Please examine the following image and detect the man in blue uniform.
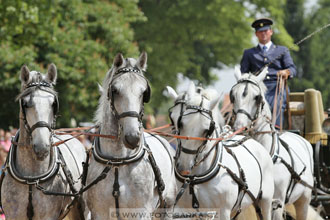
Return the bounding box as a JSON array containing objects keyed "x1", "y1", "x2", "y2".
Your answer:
[{"x1": 240, "y1": 18, "x2": 297, "y2": 127}]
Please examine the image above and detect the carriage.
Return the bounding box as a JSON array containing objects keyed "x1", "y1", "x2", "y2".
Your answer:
[{"x1": 285, "y1": 89, "x2": 330, "y2": 217}]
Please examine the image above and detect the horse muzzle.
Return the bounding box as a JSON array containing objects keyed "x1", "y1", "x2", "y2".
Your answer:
[
  {"x1": 123, "y1": 131, "x2": 141, "y2": 149},
  {"x1": 33, "y1": 144, "x2": 50, "y2": 160}
]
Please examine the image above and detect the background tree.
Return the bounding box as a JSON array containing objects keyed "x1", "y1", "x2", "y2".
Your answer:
[
  {"x1": 285, "y1": 0, "x2": 330, "y2": 108},
  {"x1": 1, "y1": 0, "x2": 322, "y2": 130},
  {"x1": 0, "y1": 0, "x2": 145, "y2": 128},
  {"x1": 134, "y1": 0, "x2": 296, "y2": 114}
]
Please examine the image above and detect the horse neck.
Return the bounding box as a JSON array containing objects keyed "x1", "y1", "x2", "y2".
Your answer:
[
  {"x1": 252, "y1": 109, "x2": 274, "y2": 154},
  {"x1": 16, "y1": 114, "x2": 53, "y2": 176},
  {"x1": 99, "y1": 109, "x2": 130, "y2": 158}
]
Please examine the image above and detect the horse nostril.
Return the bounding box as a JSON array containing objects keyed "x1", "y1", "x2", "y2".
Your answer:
[
  {"x1": 33, "y1": 144, "x2": 50, "y2": 160},
  {"x1": 124, "y1": 132, "x2": 140, "y2": 149}
]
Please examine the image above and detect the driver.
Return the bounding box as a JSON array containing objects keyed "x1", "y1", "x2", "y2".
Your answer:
[{"x1": 240, "y1": 18, "x2": 297, "y2": 128}]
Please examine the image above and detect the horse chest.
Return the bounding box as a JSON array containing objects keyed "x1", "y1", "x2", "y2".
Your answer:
[
  {"x1": 87, "y1": 161, "x2": 155, "y2": 209},
  {"x1": 2, "y1": 175, "x2": 69, "y2": 220},
  {"x1": 176, "y1": 172, "x2": 239, "y2": 209}
]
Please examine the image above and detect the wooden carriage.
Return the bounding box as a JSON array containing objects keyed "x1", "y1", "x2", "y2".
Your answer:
[{"x1": 286, "y1": 89, "x2": 330, "y2": 217}]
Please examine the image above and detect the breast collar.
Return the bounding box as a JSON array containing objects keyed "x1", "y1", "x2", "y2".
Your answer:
[
  {"x1": 175, "y1": 140, "x2": 223, "y2": 185},
  {"x1": 5, "y1": 130, "x2": 61, "y2": 185},
  {"x1": 92, "y1": 131, "x2": 146, "y2": 166}
]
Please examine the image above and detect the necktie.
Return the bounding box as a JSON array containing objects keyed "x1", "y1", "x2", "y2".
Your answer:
[{"x1": 263, "y1": 45, "x2": 267, "y2": 53}]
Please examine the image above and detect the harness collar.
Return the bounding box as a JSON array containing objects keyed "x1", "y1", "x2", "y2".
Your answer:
[
  {"x1": 6, "y1": 131, "x2": 61, "y2": 184},
  {"x1": 175, "y1": 140, "x2": 223, "y2": 185},
  {"x1": 92, "y1": 132, "x2": 146, "y2": 166}
]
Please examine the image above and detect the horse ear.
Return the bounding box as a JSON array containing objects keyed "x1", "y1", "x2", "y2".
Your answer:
[
  {"x1": 98, "y1": 83, "x2": 104, "y2": 95},
  {"x1": 256, "y1": 67, "x2": 268, "y2": 82},
  {"x1": 234, "y1": 66, "x2": 242, "y2": 81},
  {"x1": 138, "y1": 51, "x2": 147, "y2": 71},
  {"x1": 165, "y1": 86, "x2": 178, "y2": 100},
  {"x1": 46, "y1": 63, "x2": 57, "y2": 84},
  {"x1": 20, "y1": 65, "x2": 30, "y2": 84},
  {"x1": 210, "y1": 94, "x2": 220, "y2": 110},
  {"x1": 187, "y1": 81, "x2": 196, "y2": 98},
  {"x1": 113, "y1": 53, "x2": 124, "y2": 68}
]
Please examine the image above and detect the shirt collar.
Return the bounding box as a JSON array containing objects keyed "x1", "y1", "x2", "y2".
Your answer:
[{"x1": 259, "y1": 41, "x2": 273, "y2": 51}]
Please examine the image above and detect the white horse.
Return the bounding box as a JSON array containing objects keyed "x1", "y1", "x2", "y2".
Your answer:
[
  {"x1": 166, "y1": 85, "x2": 225, "y2": 129},
  {"x1": 230, "y1": 67, "x2": 314, "y2": 220},
  {"x1": 1, "y1": 64, "x2": 87, "y2": 220},
  {"x1": 167, "y1": 82, "x2": 274, "y2": 220},
  {"x1": 86, "y1": 52, "x2": 176, "y2": 219}
]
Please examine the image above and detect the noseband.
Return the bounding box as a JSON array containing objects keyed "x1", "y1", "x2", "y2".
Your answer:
[
  {"x1": 19, "y1": 79, "x2": 59, "y2": 138},
  {"x1": 230, "y1": 78, "x2": 264, "y2": 122},
  {"x1": 107, "y1": 67, "x2": 150, "y2": 123}
]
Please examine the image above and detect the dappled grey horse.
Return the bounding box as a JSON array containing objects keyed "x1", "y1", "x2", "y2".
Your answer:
[
  {"x1": 230, "y1": 67, "x2": 314, "y2": 220},
  {"x1": 0, "y1": 64, "x2": 87, "y2": 220},
  {"x1": 167, "y1": 82, "x2": 274, "y2": 220},
  {"x1": 86, "y1": 52, "x2": 176, "y2": 219}
]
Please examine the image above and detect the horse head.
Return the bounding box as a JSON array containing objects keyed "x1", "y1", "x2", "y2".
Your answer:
[
  {"x1": 230, "y1": 66, "x2": 270, "y2": 130},
  {"x1": 101, "y1": 52, "x2": 150, "y2": 149},
  {"x1": 168, "y1": 82, "x2": 219, "y2": 171},
  {"x1": 18, "y1": 64, "x2": 58, "y2": 160}
]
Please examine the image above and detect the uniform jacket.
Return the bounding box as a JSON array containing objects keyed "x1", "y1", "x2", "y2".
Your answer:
[
  {"x1": 240, "y1": 43, "x2": 296, "y2": 81},
  {"x1": 240, "y1": 43, "x2": 297, "y2": 126}
]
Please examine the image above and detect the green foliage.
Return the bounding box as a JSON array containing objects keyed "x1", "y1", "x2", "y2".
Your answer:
[
  {"x1": 288, "y1": 0, "x2": 330, "y2": 108},
  {"x1": 0, "y1": 0, "x2": 145, "y2": 128},
  {"x1": 134, "y1": 0, "x2": 295, "y2": 112},
  {"x1": 0, "y1": 0, "x2": 310, "y2": 129}
]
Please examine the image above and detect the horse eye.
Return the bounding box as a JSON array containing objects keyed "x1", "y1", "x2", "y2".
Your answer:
[
  {"x1": 112, "y1": 88, "x2": 119, "y2": 94},
  {"x1": 254, "y1": 95, "x2": 261, "y2": 103},
  {"x1": 23, "y1": 100, "x2": 34, "y2": 108}
]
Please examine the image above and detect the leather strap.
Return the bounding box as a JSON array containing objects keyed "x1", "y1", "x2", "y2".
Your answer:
[{"x1": 285, "y1": 80, "x2": 292, "y2": 129}]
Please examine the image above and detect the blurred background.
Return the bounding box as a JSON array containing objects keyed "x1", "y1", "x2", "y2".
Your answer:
[{"x1": 0, "y1": 0, "x2": 329, "y2": 131}]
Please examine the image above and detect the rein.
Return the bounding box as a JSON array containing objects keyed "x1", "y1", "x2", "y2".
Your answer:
[{"x1": 53, "y1": 125, "x2": 247, "y2": 145}]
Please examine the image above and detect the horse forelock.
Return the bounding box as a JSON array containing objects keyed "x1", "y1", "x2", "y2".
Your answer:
[
  {"x1": 17, "y1": 71, "x2": 57, "y2": 101},
  {"x1": 21, "y1": 71, "x2": 45, "y2": 89}
]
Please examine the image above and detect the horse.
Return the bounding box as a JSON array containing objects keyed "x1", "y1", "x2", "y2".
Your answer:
[
  {"x1": 85, "y1": 52, "x2": 176, "y2": 219},
  {"x1": 166, "y1": 82, "x2": 275, "y2": 220},
  {"x1": 165, "y1": 85, "x2": 225, "y2": 129},
  {"x1": 0, "y1": 64, "x2": 87, "y2": 220},
  {"x1": 230, "y1": 67, "x2": 314, "y2": 220}
]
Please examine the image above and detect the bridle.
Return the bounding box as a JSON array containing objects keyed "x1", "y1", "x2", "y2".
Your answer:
[
  {"x1": 18, "y1": 76, "x2": 59, "y2": 139},
  {"x1": 107, "y1": 67, "x2": 150, "y2": 124},
  {"x1": 169, "y1": 95, "x2": 216, "y2": 159},
  {"x1": 230, "y1": 77, "x2": 265, "y2": 123}
]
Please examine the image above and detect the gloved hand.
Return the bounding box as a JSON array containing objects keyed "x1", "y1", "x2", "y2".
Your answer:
[{"x1": 277, "y1": 69, "x2": 290, "y2": 79}]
